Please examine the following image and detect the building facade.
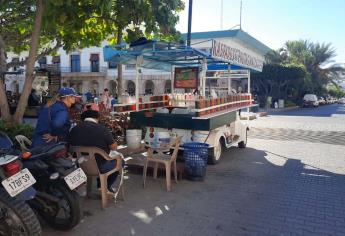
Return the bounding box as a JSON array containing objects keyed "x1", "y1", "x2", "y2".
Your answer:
[
  {"x1": 182, "y1": 29, "x2": 271, "y2": 93},
  {"x1": 5, "y1": 29, "x2": 270, "y2": 97}
]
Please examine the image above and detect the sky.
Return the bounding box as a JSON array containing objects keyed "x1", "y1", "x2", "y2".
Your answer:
[{"x1": 176, "y1": 0, "x2": 345, "y2": 64}]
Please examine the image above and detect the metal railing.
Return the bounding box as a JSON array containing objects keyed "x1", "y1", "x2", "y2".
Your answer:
[{"x1": 60, "y1": 66, "x2": 107, "y2": 73}]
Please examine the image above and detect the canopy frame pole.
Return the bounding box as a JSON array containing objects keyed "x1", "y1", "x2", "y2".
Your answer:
[
  {"x1": 171, "y1": 65, "x2": 175, "y2": 103},
  {"x1": 248, "y1": 69, "x2": 251, "y2": 94},
  {"x1": 201, "y1": 57, "x2": 207, "y2": 96},
  {"x1": 227, "y1": 63, "x2": 231, "y2": 94},
  {"x1": 247, "y1": 69, "x2": 251, "y2": 122},
  {"x1": 135, "y1": 56, "x2": 143, "y2": 111}
]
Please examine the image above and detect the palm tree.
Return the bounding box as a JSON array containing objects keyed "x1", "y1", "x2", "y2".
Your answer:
[{"x1": 281, "y1": 40, "x2": 344, "y2": 92}]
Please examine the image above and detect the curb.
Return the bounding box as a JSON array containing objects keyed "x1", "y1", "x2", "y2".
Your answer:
[{"x1": 258, "y1": 106, "x2": 300, "y2": 114}]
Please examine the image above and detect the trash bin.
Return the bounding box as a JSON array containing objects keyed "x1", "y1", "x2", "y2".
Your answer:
[
  {"x1": 183, "y1": 142, "x2": 209, "y2": 181},
  {"x1": 278, "y1": 99, "x2": 285, "y2": 108},
  {"x1": 266, "y1": 96, "x2": 272, "y2": 109}
]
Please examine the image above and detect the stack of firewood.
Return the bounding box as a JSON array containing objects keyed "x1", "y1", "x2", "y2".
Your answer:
[
  {"x1": 99, "y1": 110, "x2": 129, "y2": 145},
  {"x1": 69, "y1": 104, "x2": 130, "y2": 145}
]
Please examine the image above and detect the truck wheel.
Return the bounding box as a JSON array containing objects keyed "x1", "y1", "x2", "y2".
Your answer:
[
  {"x1": 238, "y1": 130, "x2": 247, "y2": 148},
  {"x1": 209, "y1": 140, "x2": 223, "y2": 165}
]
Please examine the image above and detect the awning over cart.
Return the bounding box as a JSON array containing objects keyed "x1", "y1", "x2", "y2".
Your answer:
[{"x1": 103, "y1": 39, "x2": 263, "y2": 72}]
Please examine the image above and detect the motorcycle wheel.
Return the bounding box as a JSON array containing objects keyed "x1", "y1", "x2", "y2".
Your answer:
[
  {"x1": 38, "y1": 181, "x2": 81, "y2": 231},
  {"x1": 0, "y1": 189, "x2": 41, "y2": 236}
]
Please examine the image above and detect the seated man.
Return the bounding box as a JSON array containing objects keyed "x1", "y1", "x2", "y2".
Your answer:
[
  {"x1": 28, "y1": 88, "x2": 40, "y2": 106},
  {"x1": 68, "y1": 109, "x2": 122, "y2": 193}
]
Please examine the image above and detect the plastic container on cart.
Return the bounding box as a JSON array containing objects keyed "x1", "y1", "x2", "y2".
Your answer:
[
  {"x1": 171, "y1": 108, "x2": 190, "y2": 114},
  {"x1": 156, "y1": 107, "x2": 169, "y2": 114},
  {"x1": 183, "y1": 142, "x2": 209, "y2": 181},
  {"x1": 126, "y1": 129, "x2": 142, "y2": 149},
  {"x1": 147, "y1": 131, "x2": 171, "y2": 149}
]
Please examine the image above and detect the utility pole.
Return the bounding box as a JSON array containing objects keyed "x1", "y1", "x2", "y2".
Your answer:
[
  {"x1": 187, "y1": 0, "x2": 193, "y2": 46},
  {"x1": 240, "y1": 0, "x2": 242, "y2": 30},
  {"x1": 220, "y1": 0, "x2": 223, "y2": 30}
]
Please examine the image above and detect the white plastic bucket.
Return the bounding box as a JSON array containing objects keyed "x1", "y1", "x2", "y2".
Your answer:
[{"x1": 126, "y1": 129, "x2": 142, "y2": 149}]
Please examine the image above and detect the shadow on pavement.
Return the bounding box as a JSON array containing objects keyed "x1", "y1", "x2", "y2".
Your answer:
[
  {"x1": 268, "y1": 104, "x2": 345, "y2": 117},
  {"x1": 42, "y1": 146, "x2": 345, "y2": 236}
]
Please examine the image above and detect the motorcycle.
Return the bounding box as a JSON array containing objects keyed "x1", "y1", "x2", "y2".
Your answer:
[
  {"x1": 20, "y1": 141, "x2": 87, "y2": 231},
  {"x1": 0, "y1": 132, "x2": 41, "y2": 236}
]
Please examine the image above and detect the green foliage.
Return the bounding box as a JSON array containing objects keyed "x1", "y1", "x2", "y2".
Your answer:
[
  {"x1": 0, "y1": 120, "x2": 34, "y2": 141},
  {"x1": 328, "y1": 85, "x2": 345, "y2": 98},
  {"x1": 1, "y1": 0, "x2": 185, "y2": 66},
  {"x1": 256, "y1": 39, "x2": 345, "y2": 106},
  {"x1": 252, "y1": 63, "x2": 307, "y2": 106},
  {"x1": 0, "y1": 0, "x2": 184, "y2": 122},
  {"x1": 1, "y1": 1, "x2": 118, "y2": 56},
  {"x1": 284, "y1": 100, "x2": 297, "y2": 107},
  {"x1": 107, "y1": 0, "x2": 185, "y2": 44},
  {"x1": 280, "y1": 40, "x2": 344, "y2": 92}
]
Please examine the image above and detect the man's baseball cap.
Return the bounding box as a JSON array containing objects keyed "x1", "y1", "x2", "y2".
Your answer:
[{"x1": 58, "y1": 87, "x2": 80, "y2": 97}]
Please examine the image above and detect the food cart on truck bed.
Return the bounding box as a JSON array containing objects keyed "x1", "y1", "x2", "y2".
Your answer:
[{"x1": 103, "y1": 39, "x2": 262, "y2": 164}]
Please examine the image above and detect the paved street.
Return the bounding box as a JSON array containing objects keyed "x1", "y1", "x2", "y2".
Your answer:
[{"x1": 43, "y1": 104, "x2": 345, "y2": 236}]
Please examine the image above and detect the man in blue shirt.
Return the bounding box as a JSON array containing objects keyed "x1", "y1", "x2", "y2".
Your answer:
[
  {"x1": 32, "y1": 87, "x2": 79, "y2": 147},
  {"x1": 84, "y1": 90, "x2": 93, "y2": 102}
]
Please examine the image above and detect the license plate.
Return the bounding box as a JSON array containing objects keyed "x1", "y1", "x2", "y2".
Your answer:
[
  {"x1": 1, "y1": 168, "x2": 36, "y2": 197},
  {"x1": 64, "y1": 168, "x2": 87, "y2": 190}
]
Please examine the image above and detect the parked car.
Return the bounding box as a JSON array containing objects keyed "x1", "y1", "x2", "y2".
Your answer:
[
  {"x1": 303, "y1": 94, "x2": 319, "y2": 107},
  {"x1": 338, "y1": 98, "x2": 345, "y2": 104},
  {"x1": 318, "y1": 97, "x2": 326, "y2": 105},
  {"x1": 325, "y1": 97, "x2": 332, "y2": 104}
]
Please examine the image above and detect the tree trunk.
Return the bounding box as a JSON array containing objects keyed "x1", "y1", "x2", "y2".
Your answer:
[
  {"x1": 0, "y1": 35, "x2": 12, "y2": 121},
  {"x1": 117, "y1": 29, "x2": 123, "y2": 96},
  {"x1": 284, "y1": 85, "x2": 289, "y2": 100},
  {"x1": 13, "y1": 0, "x2": 44, "y2": 123}
]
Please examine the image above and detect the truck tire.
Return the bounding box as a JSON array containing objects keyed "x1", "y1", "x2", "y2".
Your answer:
[
  {"x1": 209, "y1": 139, "x2": 223, "y2": 165},
  {"x1": 238, "y1": 130, "x2": 247, "y2": 148},
  {"x1": 0, "y1": 188, "x2": 41, "y2": 236}
]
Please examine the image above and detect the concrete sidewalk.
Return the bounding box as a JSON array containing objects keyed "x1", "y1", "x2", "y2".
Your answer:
[
  {"x1": 258, "y1": 106, "x2": 300, "y2": 114},
  {"x1": 43, "y1": 135, "x2": 345, "y2": 236}
]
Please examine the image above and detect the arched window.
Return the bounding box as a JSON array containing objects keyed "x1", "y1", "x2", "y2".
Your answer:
[
  {"x1": 108, "y1": 80, "x2": 117, "y2": 96},
  {"x1": 145, "y1": 80, "x2": 154, "y2": 95},
  {"x1": 164, "y1": 80, "x2": 171, "y2": 93},
  {"x1": 127, "y1": 80, "x2": 135, "y2": 95},
  {"x1": 91, "y1": 80, "x2": 99, "y2": 95}
]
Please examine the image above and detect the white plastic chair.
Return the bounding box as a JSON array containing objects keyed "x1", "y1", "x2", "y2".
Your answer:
[
  {"x1": 143, "y1": 137, "x2": 182, "y2": 191},
  {"x1": 15, "y1": 135, "x2": 32, "y2": 152}
]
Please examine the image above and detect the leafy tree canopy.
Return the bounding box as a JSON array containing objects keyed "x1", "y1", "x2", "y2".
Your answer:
[
  {"x1": 105, "y1": 0, "x2": 185, "y2": 45},
  {"x1": 1, "y1": 1, "x2": 115, "y2": 60},
  {"x1": 0, "y1": 0, "x2": 184, "y2": 123},
  {"x1": 1, "y1": 0, "x2": 185, "y2": 65},
  {"x1": 261, "y1": 40, "x2": 345, "y2": 103}
]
